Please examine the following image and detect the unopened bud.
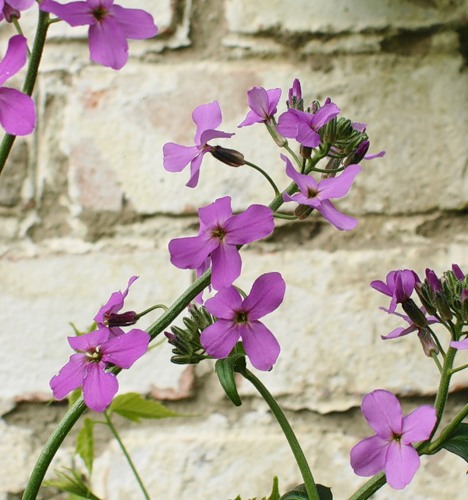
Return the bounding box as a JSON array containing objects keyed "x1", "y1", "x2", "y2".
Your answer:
[
  {"x1": 106, "y1": 310, "x2": 138, "y2": 327},
  {"x1": 417, "y1": 327, "x2": 439, "y2": 357},
  {"x1": 435, "y1": 292, "x2": 453, "y2": 321},
  {"x1": 300, "y1": 146, "x2": 312, "y2": 159},
  {"x1": 3, "y1": 5, "x2": 20, "y2": 23},
  {"x1": 294, "y1": 204, "x2": 314, "y2": 220},
  {"x1": 402, "y1": 299, "x2": 428, "y2": 328},
  {"x1": 415, "y1": 283, "x2": 437, "y2": 315},
  {"x1": 321, "y1": 118, "x2": 337, "y2": 144},
  {"x1": 211, "y1": 146, "x2": 245, "y2": 167},
  {"x1": 345, "y1": 140, "x2": 369, "y2": 166}
]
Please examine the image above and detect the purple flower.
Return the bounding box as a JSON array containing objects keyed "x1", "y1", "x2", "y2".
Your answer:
[
  {"x1": 287, "y1": 78, "x2": 302, "y2": 109},
  {"x1": 50, "y1": 327, "x2": 150, "y2": 412},
  {"x1": 425, "y1": 268, "x2": 442, "y2": 293},
  {"x1": 281, "y1": 155, "x2": 361, "y2": 230},
  {"x1": 371, "y1": 269, "x2": 420, "y2": 314},
  {"x1": 277, "y1": 101, "x2": 340, "y2": 148},
  {"x1": 169, "y1": 196, "x2": 274, "y2": 290},
  {"x1": 163, "y1": 101, "x2": 234, "y2": 188},
  {"x1": 451, "y1": 338, "x2": 468, "y2": 349},
  {"x1": 0, "y1": 0, "x2": 34, "y2": 22},
  {"x1": 201, "y1": 272, "x2": 285, "y2": 371},
  {"x1": 94, "y1": 276, "x2": 138, "y2": 335},
  {"x1": 0, "y1": 35, "x2": 36, "y2": 135},
  {"x1": 350, "y1": 389, "x2": 436, "y2": 489},
  {"x1": 238, "y1": 86, "x2": 281, "y2": 127},
  {"x1": 40, "y1": 0, "x2": 158, "y2": 70},
  {"x1": 452, "y1": 263, "x2": 465, "y2": 281}
]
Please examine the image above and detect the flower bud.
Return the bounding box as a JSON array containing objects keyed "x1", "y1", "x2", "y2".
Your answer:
[
  {"x1": 402, "y1": 299, "x2": 428, "y2": 328},
  {"x1": 106, "y1": 310, "x2": 138, "y2": 327},
  {"x1": 294, "y1": 204, "x2": 314, "y2": 220},
  {"x1": 3, "y1": 5, "x2": 21, "y2": 23},
  {"x1": 345, "y1": 140, "x2": 369, "y2": 165},
  {"x1": 211, "y1": 146, "x2": 245, "y2": 167},
  {"x1": 321, "y1": 117, "x2": 337, "y2": 144},
  {"x1": 417, "y1": 327, "x2": 439, "y2": 357},
  {"x1": 435, "y1": 292, "x2": 453, "y2": 321},
  {"x1": 287, "y1": 78, "x2": 303, "y2": 110},
  {"x1": 415, "y1": 282, "x2": 437, "y2": 315},
  {"x1": 300, "y1": 145, "x2": 312, "y2": 159},
  {"x1": 266, "y1": 122, "x2": 288, "y2": 147}
]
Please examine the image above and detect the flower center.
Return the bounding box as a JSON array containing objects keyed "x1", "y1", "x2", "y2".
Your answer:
[
  {"x1": 212, "y1": 225, "x2": 226, "y2": 241},
  {"x1": 92, "y1": 6, "x2": 108, "y2": 21},
  {"x1": 306, "y1": 187, "x2": 318, "y2": 198},
  {"x1": 234, "y1": 310, "x2": 249, "y2": 324},
  {"x1": 85, "y1": 345, "x2": 103, "y2": 363}
]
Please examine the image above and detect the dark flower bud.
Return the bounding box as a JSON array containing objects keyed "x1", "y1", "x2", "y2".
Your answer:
[
  {"x1": 300, "y1": 145, "x2": 312, "y2": 159},
  {"x1": 211, "y1": 146, "x2": 245, "y2": 167},
  {"x1": 294, "y1": 204, "x2": 314, "y2": 220},
  {"x1": 415, "y1": 282, "x2": 437, "y2": 315},
  {"x1": 287, "y1": 78, "x2": 304, "y2": 111},
  {"x1": 106, "y1": 310, "x2": 138, "y2": 327},
  {"x1": 3, "y1": 5, "x2": 21, "y2": 23},
  {"x1": 310, "y1": 100, "x2": 320, "y2": 113},
  {"x1": 417, "y1": 327, "x2": 439, "y2": 357},
  {"x1": 345, "y1": 140, "x2": 369, "y2": 165},
  {"x1": 402, "y1": 299, "x2": 428, "y2": 329},
  {"x1": 426, "y1": 269, "x2": 442, "y2": 293},
  {"x1": 452, "y1": 264, "x2": 465, "y2": 281}
]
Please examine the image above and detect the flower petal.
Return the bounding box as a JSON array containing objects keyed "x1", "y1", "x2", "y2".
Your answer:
[
  {"x1": 163, "y1": 143, "x2": 199, "y2": 173},
  {"x1": 50, "y1": 354, "x2": 87, "y2": 400},
  {"x1": 241, "y1": 321, "x2": 280, "y2": 371},
  {"x1": 211, "y1": 242, "x2": 242, "y2": 290},
  {"x1": 101, "y1": 329, "x2": 150, "y2": 368},
  {"x1": 242, "y1": 272, "x2": 285, "y2": 321},
  {"x1": 316, "y1": 199, "x2": 358, "y2": 231},
  {"x1": 385, "y1": 441, "x2": 420, "y2": 490},
  {"x1": 310, "y1": 102, "x2": 340, "y2": 129},
  {"x1": 94, "y1": 275, "x2": 138, "y2": 324},
  {"x1": 318, "y1": 165, "x2": 361, "y2": 200},
  {"x1": 401, "y1": 405, "x2": 436, "y2": 444},
  {"x1": 296, "y1": 122, "x2": 321, "y2": 148},
  {"x1": 169, "y1": 233, "x2": 218, "y2": 270},
  {"x1": 282, "y1": 154, "x2": 318, "y2": 194},
  {"x1": 0, "y1": 35, "x2": 27, "y2": 87},
  {"x1": 198, "y1": 196, "x2": 232, "y2": 228},
  {"x1": 68, "y1": 328, "x2": 110, "y2": 351},
  {"x1": 9, "y1": 0, "x2": 35, "y2": 9},
  {"x1": 200, "y1": 320, "x2": 241, "y2": 358},
  {"x1": 0, "y1": 87, "x2": 36, "y2": 135},
  {"x1": 40, "y1": 0, "x2": 95, "y2": 27},
  {"x1": 361, "y1": 389, "x2": 403, "y2": 438},
  {"x1": 224, "y1": 204, "x2": 274, "y2": 245},
  {"x1": 88, "y1": 18, "x2": 128, "y2": 70},
  {"x1": 350, "y1": 434, "x2": 388, "y2": 477},
  {"x1": 82, "y1": 362, "x2": 118, "y2": 412},
  {"x1": 276, "y1": 109, "x2": 301, "y2": 138},
  {"x1": 204, "y1": 286, "x2": 242, "y2": 319},
  {"x1": 451, "y1": 338, "x2": 468, "y2": 350},
  {"x1": 193, "y1": 101, "x2": 222, "y2": 144},
  {"x1": 381, "y1": 325, "x2": 415, "y2": 340},
  {"x1": 186, "y1": 150, "x2": 204, "y2": 188},
  {"x1": 111, "y1": 4, "x2": 158, "y2": 39},
  {"x1": 238, "y1": 109, "x2": 263, "y2": 128}
]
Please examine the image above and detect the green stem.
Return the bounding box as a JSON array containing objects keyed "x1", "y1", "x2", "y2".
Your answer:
[
  {"x1": 274, "y1": 212, "x2": 297, "y2": 220},
  {"x1": 450, "y1": 362, "x2": 468, "y2": 374},
  {"x1": 422, "y1": 404, "x2": 468, "y2": 454},
  {"x1": 348, "y1": 474, "x2": 386, "y2": 500},
  {"x1": 245, "y1": 160, "x2": 280, "y2": 196},
  {"x1": 283, "y1": 144, "x2": 302, "y2": 167},
  {"x1": 104, "y1": 412, "x2": 150, "y2": 500},
  {"x1": 431, "y1": 352, "x2": 443, "y2": 374},
  {"x1": 0, "y1": 10, "x2": 50, "y2": 178},
  {"x1": 23, "y1": 398, "x2": 87, "y2": 500},
  {"x1": 432, "y1": 346, "x2": 458, "y2": 433},
  {"x1": 136, "y1": 303, "x2": 168, "y2": 319},
  {"x1": 240, "y1": 368, "x2": 320, "y2": 500}
]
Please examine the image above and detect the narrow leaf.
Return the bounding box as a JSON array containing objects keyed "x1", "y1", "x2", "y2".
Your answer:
[
  {"x1": 215, "y1": 355, "x2": 245, "y2": 407},
  {"x1": 281, "y1": 483, "x2": 332, "y2": 500},
  {"x1": 442, "y1": 422, "x2": 468, "y2": 463},
  {"x1": 109, "y1": 392, "x2": 179, "y2": 422},
  {"x1": 44, "y1": 468, "x2": 101, "y2": 500},
  {"x1": 76, "y1": 418, "x2": 94, "y2": 473},
  {"x1": 267, "y1": 476, "x2": 281, "y2": 500}
]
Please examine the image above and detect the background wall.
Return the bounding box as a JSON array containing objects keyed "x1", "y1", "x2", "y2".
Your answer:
[{"x1": 0, "y1": 0, "x2": 467, "y2": 498}]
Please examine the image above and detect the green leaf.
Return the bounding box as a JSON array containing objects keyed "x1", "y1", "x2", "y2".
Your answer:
[
  {"x1": 215, "y1": 354, "x2": 246, "y2": 407},
  {"x1": 44, "y1": 468, "x2": 101, "y2": 500},
  {"x1": 267, "y1": 477, "x2": 281, "y2": 500},
  {"x1": 76, "y1": 418, "x2": 94, "y2": 474},
  {"x1": 109, "y1": 392, "x2": 180, "y2": 422},
  {"x1": 442, "y1": 422, "x2": 468, "y2": 463},
  {"x1": 281, "y1": 483, "x2": 332, "y2": 500}
]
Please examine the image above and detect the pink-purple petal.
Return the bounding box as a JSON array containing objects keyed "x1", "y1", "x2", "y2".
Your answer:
[
  {"x1": 111, "y1": 4, "x2": 158, "y2": 39},
  {"x1": 186, "y1": 151, "x2": 204, "y2": 188},
  {"x1": 296, "y1": 122, "x2": 321, "y2": 148},
  {"x1": 0, "y1": 87, "x2": 35, "y2": 136},
  {"x1": 317, "y1": 165, "x2": 361, "y2": 200},
  {"x1": 310, "y1": 102, "x2": 340, "y2": 129},
  {"x1": 350, "y1": 434, "x2": 388, "y2": 477},
  {"x1": 94, "y1": 275, "x2": 138, "y2": 324},
  {"x1": 381, "y1": 325, "x2": 415, "y2": 340},
  {"x1": 199, "y1": 128, "x2": 234, "y2": 145},
  {"x1": 204, "y1": 286, "x2": 241, "y2": 320},
  {"x1": 361, "y1": 390, "x2": 403, "y2": 438},
  {"x1": 82, "y1": 362, "x2": 119, "y2": 412},
  {"x1": 193, "y1": 101, "x2": 223, "y2": 144},
  {"x1": 385, "y1": 442, "x2": 420, "y2": 490},
  {"x1": 276, "y1": 109, "x2": 301, "y2": 137},
  {"x1": 198, "y1": 196, "x2": 232, "y2": 228},
  {"x1": 401, "y1": 405, "x2": 436, "y2": 444},
  {"x1": 8, "y1": 0, "x2": 35, "y2": 9},
  {"x1": 88, "y1": 17, "x2": 128, "y2": 70},
  {"x1": 242, "y1": 272, "x2": 285, "y2": 321},
  {"x1": 169, "y1": 233, "x2": 218, "y2": 270},
  {"x1": 224, "y1": 204, "x2": 274, "y2": 244},
  {"x1": 50, "y1": 354, "x2": 87, "y2": 400},
  {"x1": 238, "y1": 109, "x2": 264, "y2": 127},
  {"x1": 211, "y1": 242, "x2": 242, "y2": 290},
  {"x1": 163, "y1": 143, "x2": 199, "y2": 173},
  {"x1": 317, "y1": 199, "x2": 358, "y2": 231},
  {"x1": 0, "y1": 35, "x2": 27, "y2": 86},
  {"x1": 282, "y1": 154, "x2": 318, "y2": 194},
  {"x1": 451, "y1": 338, "x2": 468, "y2": 349},
  {"x1": 101, "y1": 329, "x2": 149, "y2": 368},
  {"x1": 200, "y1": 320, "x2": 241, "y2": 359},
  {"x1": 40, "y1": 0, "x2": 95, "y2": 27},
  {"x1": 240, "y1": 321, "x2": 280, "y2": 371},
  {"x1": 68, "y1": 328, "x2": 110, "y2": 351}
]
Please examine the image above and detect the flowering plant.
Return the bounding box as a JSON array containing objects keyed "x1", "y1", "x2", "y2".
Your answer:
[{"x1": 0, "y1": 2, "x2": 466, "y2": 499}]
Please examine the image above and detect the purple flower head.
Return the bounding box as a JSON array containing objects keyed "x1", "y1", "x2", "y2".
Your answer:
[
  {"x1": 50, "y1": 327, "x2": 150, "y2": 412},
  {"x1": 163, "y1": 101, "x2": 234, "y2": 188},
  {"x1": 288, "y1": 78, "x2": 302, "y2": 109},
  {"x1": 281, "y1": 155, "x2": 361, "y2": 231},
  {"x1": 0, "y1": 35, "x2": 36, "y2": 135},
  {"x1": 238, "y1": 86, "x2": 282, "y2": 127},
  {"x1": 425, "y1": 268, "x2": 442, "y2": 293},
  {"x1": 0, "y1": 0, "x2": 34, "y2": 22},
  {"x1": 40, "y1": 0, "x2": 158, "y2": 70},
  {"x1": 452, "y1": 263, "x2": 465, "y2": 281},
  {"x1": 201, "y1": 272, "x2": 285, "y2": 371},
  {"x1": 94, "y1": 276, "x2": 138, "y2": 335},
  {"x1": 169, "y1": 196, "x2": 274, "y2": 290},
  {"x1": 277, "y1": 100, "x2": 340, "y2": 148},
  {"x1": 350, "y1": 389, "x2": 436, "y2": 490},
  {"x1": 371, "y1": 269, "x2": 420, "y2": 313}
]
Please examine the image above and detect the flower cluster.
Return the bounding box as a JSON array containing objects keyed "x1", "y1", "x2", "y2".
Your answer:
[{"x1": 50, "y1": 277, "x2": 149, "y2": 412}]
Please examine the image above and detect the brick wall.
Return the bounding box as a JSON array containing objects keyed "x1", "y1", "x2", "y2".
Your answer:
[{"x1": 0, "y1": 1, "x2": 467, "y2": 498}]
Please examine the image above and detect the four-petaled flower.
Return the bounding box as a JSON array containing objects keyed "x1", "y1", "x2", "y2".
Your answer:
[
  {"x1": 238, "y1": 86, "x2": 281, "y2": 127},
  {"x1": 201, "y1": 272, "x2": 285, "y2": 371},
  {"x1": 0, "y1": 0, "x2": 34, "y2": 22},
  {"x1": 94, "y1": 276, "x2": 138, "y2": 336},
  {"x1": 163, "y1": 101, "x2": 234, "y2": 188},
  {"x1": 281, "y1": 155, "x2": 361, "y2": 231},
  {"x1": 169, "y1": 196, "x2": 274, "y2": 290},
  {"x1": 50, "y1": 327, "x2": 150, "y2": 412},
  {"x1": 277, "y1": 100, "x2": 340, "y2": 148},
  {"x1": 350, "y1": 389, "x2": 436, "y2": 490},
  {"x1": 0, "y1": 35, "x2": 36, "y2": 135},
  {"x1": 371, "y1": 269, "x2": 420, "y2": 313},
  {"x1": 40, "y1": 0, "x2": 158, "y2": 70}
]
